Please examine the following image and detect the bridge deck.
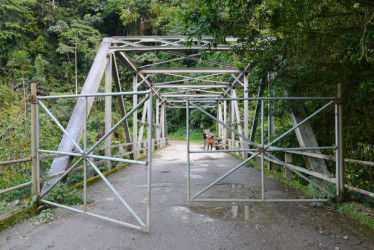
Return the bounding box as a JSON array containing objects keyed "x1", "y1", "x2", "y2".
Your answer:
[{"x1": 1, "y1": 141, "x2": 373, "y2": 249}]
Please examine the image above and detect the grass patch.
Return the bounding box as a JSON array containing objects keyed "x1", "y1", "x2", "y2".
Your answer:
[
  {"x1": 169, "y1": 127, "x2": 215, "y2": 143},
  {"x1": 338, "y1": 202, "x2": 374, "y2": 229},
  {"x1": 45, "y1": 184, "x2": 83, "y2": 205}
]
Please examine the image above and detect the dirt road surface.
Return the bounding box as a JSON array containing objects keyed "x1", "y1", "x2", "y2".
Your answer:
[{"x1": 1, "y1": 141, "x2": 373, "y2": 249}]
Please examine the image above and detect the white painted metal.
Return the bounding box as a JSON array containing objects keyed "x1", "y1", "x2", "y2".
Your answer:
[
  {"x1": 139, "y1": 68, "x2": 241, "y2": 74},
  {"x1": 105, "y1": 54, "x2": 112, "y2": 169},
  {"x1": 133, "y1": 74, "x2": 138, "y2": 158},
  {"x1": 153, "y1": 84, "x2": 230, "y2": 89},
  {"x1": 243, "y1": 73, "x2": 249, "y2": 154}
]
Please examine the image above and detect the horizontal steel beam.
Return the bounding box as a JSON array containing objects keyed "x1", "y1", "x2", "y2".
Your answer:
[
  {"x1": 166, "y1": 106, "x2": 215, "y2": 109},
  {"x1": 190, "y1": 97, "x2": 335, "y2": 102},
  {"x1": 109, "y1": 45, "x2": 233, "y2": 52},
  {"x1": 112, "y1": 36, "x2": 238, "y2": 42},
  {"x1": 138, "y1": 68, "x2": 241, "y2": 74},
  {"x1": 166, "y1": 99, "x2": 217, "y2": 103},
  {"x1": 153, "y1": 84, "x2": 230, "y2": 89},
  {"x1": 38, "y1": 90, "x2": 151, "y2": 100},
  {"x1": 161, "y1": 94, "x2": 222, "y2": 98},
  {"x1": 189, "y1": 198, "x2": 329, "y2": 202}
]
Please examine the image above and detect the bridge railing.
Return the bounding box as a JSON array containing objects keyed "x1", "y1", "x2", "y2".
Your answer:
[
  {"x1": 283, "y1": 150, "x2": 374, "y2": 198},
  {"x1": 225, "y1": 138, "x2": 374, "y2": 198},
  {"x1": 0, "y1": 138, "x2": 168, "y2": 196}
]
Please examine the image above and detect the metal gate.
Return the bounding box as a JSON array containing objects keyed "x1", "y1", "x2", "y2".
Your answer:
[
  {"x1": 34, "y1": 90, "x2": 153, "y2": 232},
  {"x1": 186, "y1": 96, "x2": 341, "y2": 202}
]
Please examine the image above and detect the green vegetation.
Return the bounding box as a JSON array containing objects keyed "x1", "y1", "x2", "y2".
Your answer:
[
  {"x1": 32, "y1": 208, "x2": 54, "y2": 226},
  {"x1": 168, "y1": 127, "x2": 217, "y2": 143},
  {"x1": 338, "y1": 202, "x2": 374, "y2": 229},
  {"x1": 45, "y1": 184, "x2": 83, "y2": 206}
]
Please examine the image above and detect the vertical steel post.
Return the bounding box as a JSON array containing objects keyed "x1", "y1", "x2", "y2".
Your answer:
[
  {"x1": 164, "y1": 103, "x2": 168, "y2": 144},
  {"x1": 84, "y1": 97, "x2": 88, "y2": 211},
  {"x1": 146, "y1": 91, "x2": 153, "y2": 232},
  {"x1": 36, "y1": 94, "x2": 40, "y2": 193},
  {"x1": 161, "y1": 103, "x2": 166, "y2": 146},
  {"x1": 337, "y1": 83, "x2": 344, "y2": 196},
  {"x1": 334, "y1": 103, "x2": 339, "y2": 196},
  {"x1": 223, "y1": 100, "x2": 227, "y2": 148},
  {"x1": 244, "y1": 73, "x2": 249, "y2": 157},
  {"x1": 218, "y1": 102, "x2": 223, "y2": 138},
  {"x1": 31, "y1": 83, "x2": 39, "y2": 196},
  {"x1": 216, "y1": 102, "x2": 219, "y2": 138},
  {"x1": 156, "y1": 98, "x2": 160, "y2": 149},
  {"x1": 261, "y1": 99, "x2": 265, "y2": 201},
  {"x1": 105, "y1": 55, "x2": 112, "y2": 169},
  {"x1": 231, "y1": 88, "x2": 235, "y2": 149},
  {"x1": 133, "y1": 73, "x2": 138, "y2": 158},
  {"x1": 186, "y1": 100, "x2": 191, "y2": 201}
]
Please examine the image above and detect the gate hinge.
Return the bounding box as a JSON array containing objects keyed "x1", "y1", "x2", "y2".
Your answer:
[
  {"x1": 333, "y1": 97, "x2": 343, "y2": 105},
  {"x1": 31, "y1": 96, "x2": 39, "y2": 104}
]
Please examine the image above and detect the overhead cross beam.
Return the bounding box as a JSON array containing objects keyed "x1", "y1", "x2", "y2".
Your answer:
[
  {"x1": 110, "y1": 36, "x2": 238, "y2": 52},
  {"x1": 153, "y1": 84, "x2": 230, "y2": 89},
  {"x1": 139, "y1": 68, "x2": 241, "y2": 74}
]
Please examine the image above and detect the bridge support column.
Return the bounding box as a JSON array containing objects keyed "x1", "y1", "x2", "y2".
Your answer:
[
  {"x1": 243, "y1": 73, "x2": 249, "y2": 157},
  {"x1": 337, "y1": 83, "x2": 344, "y2": 197},
  {"x1": 133, "y1": 73, "x2": 138, "y2": 158},
  {"x1": 105, "y1": 54, "x2": 112, "y2": 169},
  {"x1": 223, "y1": 100, "x2": 227, "y2": 149},
  {"x1": 230, "y1": 88, "x2": 235, "y2": 149},
  {"x1": 161, "y1": 102, "x2": 166, "y2": 146},
  {"x1": 156, "y1": 98, "x2": 160, "y2": 149},
  {"x1": 31, "y1": 83, "x2": 40, "y2": 195}
]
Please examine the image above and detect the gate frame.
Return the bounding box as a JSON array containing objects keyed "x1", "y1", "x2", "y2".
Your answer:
[
  {"x1": 186, "y1": 96, "x2": 341, "y2": 202},
  {"x1": 32, "y1": 89, "x2": 153, "y2": 232}
]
